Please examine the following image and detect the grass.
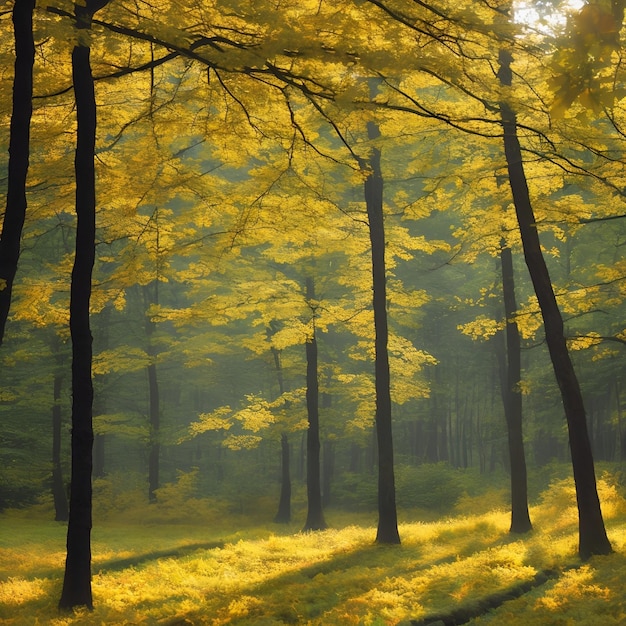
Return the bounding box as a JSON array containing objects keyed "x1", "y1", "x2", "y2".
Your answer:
[{"x1": 0, "y1": 474, "x2": 625, "y2": 625}]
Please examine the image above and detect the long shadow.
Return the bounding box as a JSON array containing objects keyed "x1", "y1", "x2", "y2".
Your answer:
[
  {"x1": 5, "y1": 522, "x2": 583, "y2": 624},
  {"x1": 93, "y1": 540, "x2": 225, "y2": 573},
  {"x1": 161, "y1": 526, "x2": 543, "y2": 625},
  {"x1": 407, "y1": 568, "x2": 559, "y2": 626},
  {"x1": 0, "y1": 540, "x2": 226, "y2": 584}
]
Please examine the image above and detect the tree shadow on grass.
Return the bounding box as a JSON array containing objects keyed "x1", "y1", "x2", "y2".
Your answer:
[
  {"x1": 93, "y1": 540, "x2": 226, "y2": 573},
  {"x1": 159, "y1": 523, "x2": 542, "y2": 625}
]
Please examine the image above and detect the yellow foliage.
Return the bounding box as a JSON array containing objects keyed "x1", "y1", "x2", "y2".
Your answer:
[
  {"x1": 92, "y1": 347, "x2": 151, "y2": 375},
  {"x1": 188, "y1": 406, "x2": 233, "y2": 437},
  {"x1": 568, "y1": 333, "x2": 602, "y2": 351},
  {"x1": 458, "y1": 316, "x2": 504, "y2": 341},
  {"x1": 223, "y1": 434, "x2": 263, "y2": 450}
]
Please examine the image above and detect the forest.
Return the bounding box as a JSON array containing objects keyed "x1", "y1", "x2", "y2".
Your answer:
[{"x1": 1, "y1": 0, "x2": 626, "y2": 623}]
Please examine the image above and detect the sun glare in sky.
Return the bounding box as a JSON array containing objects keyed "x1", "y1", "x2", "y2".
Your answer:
[{"x1": 514, "y1": 0, "x2": 585, "y2": 34}]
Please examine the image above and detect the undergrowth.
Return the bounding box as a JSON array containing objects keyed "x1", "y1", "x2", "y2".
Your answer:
[{"x1": 0, "y1": 469, "x2": 625, "y2": 625}]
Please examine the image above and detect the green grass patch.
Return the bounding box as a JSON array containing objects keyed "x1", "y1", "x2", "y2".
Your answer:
[{"x1": 1, "y1": 473, "x2": 625, "y2": 625}]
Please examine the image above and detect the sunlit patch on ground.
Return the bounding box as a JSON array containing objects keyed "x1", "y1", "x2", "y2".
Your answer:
[
  {"x1": 0, "y1": 576, "x2": 48, "y2": 606},
  {"x1": 1, "y1": 476, "x2": 625, "y2": 625}
]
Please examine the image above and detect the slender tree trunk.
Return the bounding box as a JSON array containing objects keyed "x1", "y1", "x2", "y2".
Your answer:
[
  {"x1": 59, "y1": 1, "x2": 109, "y2": 610},
  {"x1": 0, "y1": 0, "x2": 35, "y2": 345},
  {"x1": 498, "y1": 49, "x2": 611, "y2": 559},
  {"x1": 60, "y1": 24, "x2": 95, "y2": 615},
  {"x1": 303, "y1": 276, "x2": 327, "y2": 531},
  {"x1": 361, "y1": 83, "x2": 400, "y2": 543},
  {"x1": 499, "y1": 245, "x2": 532, "y2": 533},
  {"x1": 268, "y1": 333, "x2": 292, "y2": 524}
]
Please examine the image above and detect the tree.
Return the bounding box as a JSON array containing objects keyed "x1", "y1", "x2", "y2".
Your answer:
[
  {"x1": 499, "y1": 242, "x2": 532, "y2": 533},
  {"x1": 303, "y1": 275, "x2": 327, "y2": 531},
  {"x1": 497, "y1": 46, "x2": 612, "y2": 559},
  {"x1": 267, "y1": 325, "x2": 292, "y2": 524},
  {"x1": 0, "y1": 0, "x2": 35, "y2": 345},
  {"x1": 359, "y1": 79, "x2": 400, "y2": 545},
  {"x1": 59, "y1": 0, "x2": 110, "y2": 611}
]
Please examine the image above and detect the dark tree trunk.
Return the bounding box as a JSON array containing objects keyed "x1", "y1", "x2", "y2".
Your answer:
[
  {"x1": 59, "y1": 1, "x2": 108, "y2": 610},
  {"x1": 0, "y1": 0, "x2": 35, "y2": 344},
  {"x1": 498, "y1": 49, "x2": 611, "y2": 559},
  {"x1": 303, "y1": 276, "x2": 327, "y2": 531},
  {"x1": 361, "y1": 87, "x2": 400, "y2": 543},
  {"x1": 499, "y1": 245, "x2": 532, "y2": 533},
  {"x1": 274, "y1": 433, "x2": 291, "y2": 523},
  {"x1": 52, "y1": 369, "x2": 69, "y2": 522},
  {"x1": 269, "y1": 334, "x2": 292, "y2": 524}
]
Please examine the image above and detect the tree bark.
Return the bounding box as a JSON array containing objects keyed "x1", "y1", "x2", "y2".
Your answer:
[
  {"x1": 303, "y1": 276, "x2": 327, "y2": 531},
  {"x1": 59, "y1": 0, "x2": 109, "y2": 610},
  {"x1": 499, "y1": 245, "x2": 532, "y2": 533},
  {"x1": 0, "y1": 0, "x2": 35, "y2": 345},
  {"x1": 361, "y1": 89, "x2": 400, "y2": 544},
  {"x1": 498, "y1": 49, "x2": 611, "y2": 559}
]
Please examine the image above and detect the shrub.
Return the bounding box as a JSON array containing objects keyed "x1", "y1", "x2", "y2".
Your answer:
[{"x1": 395, "y1": 463, "x2": 467, "y2": 513}]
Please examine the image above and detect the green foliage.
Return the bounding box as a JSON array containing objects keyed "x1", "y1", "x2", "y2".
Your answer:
[
  {"x1": 395, "y1": 463, "x2": 470, "y2": 513},
  {"x1": 331, "y1": 472, "x2": 378, "y2": 511}
]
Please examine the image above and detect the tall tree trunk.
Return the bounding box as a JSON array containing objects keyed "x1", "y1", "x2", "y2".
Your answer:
[
  {"x1": 52, "y1": 361, "x2": 69, "y2": 522},
  {"x1": 498, "y1": 49, "x2": 611, "y2": 559},
  {"x1": 303, "y1": 276, "x2": 327, "y2": 531},
  {"x1": 268, "y1": 331, "x2": 292, "y2": 524},
  {"x1": 0, "y1": 0, "x2": 35, "y2": 345},
  {"x1": 360, "y1": 81, "x2": 400, "y2": 544},
  {"x1": 499, "y1": 244, "x2": 532, "y2": 533},
  {"x1": 59, "y1": 1, "x2": 108, "y2": 610}
]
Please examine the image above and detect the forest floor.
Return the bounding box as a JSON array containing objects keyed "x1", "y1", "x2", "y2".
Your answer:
[{"x1": 1, "y1": 475, "x2": 626, "y2": 625}]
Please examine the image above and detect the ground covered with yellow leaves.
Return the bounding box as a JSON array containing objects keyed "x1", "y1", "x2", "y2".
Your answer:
[{"x1": 1, "y1": 473, "x2": 625, "y2": 625}]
